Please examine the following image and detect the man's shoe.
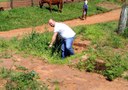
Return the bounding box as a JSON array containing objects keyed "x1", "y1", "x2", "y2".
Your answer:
[{"x1": 79, "y1": 17, "x2": 84, "y2": 20}]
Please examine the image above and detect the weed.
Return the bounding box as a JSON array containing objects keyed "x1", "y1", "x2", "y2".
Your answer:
[
  {"x1": 0, "y1": 67, "x2": 10, "y2": 78},
  {"x1": 124, "y1": 75, "x2": 128, "y2": 80},
  {"x1": 0, "y1": 52, "x2": 12, "y2": 59},
  {"x1": 15, "y1": 65, "x2": 28, "y2": 71},
  {"x1": 0, "y1": 39, "x2": 8, "y2": 49},
  {"x1": 5, "y1": 70, "x2": 48, "y2": 90},
  {"x1": 85, "y1": 55, "x2": 96, "y2": 72}
]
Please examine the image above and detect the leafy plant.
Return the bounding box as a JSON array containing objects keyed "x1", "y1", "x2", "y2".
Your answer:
[
  {"x1": 85, "y1": 55, "x2": 96, "y2": 72},
  {"x1": 103, "y1": 54, "x2": 128, "y2": 81},
  {"x1": 5, "y1": 70, "x2": 48, "y2": 90}
]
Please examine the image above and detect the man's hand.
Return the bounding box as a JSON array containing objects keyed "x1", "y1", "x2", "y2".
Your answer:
[{"x1": 49, "y1": 44, "x2": 53, "y2": 48}]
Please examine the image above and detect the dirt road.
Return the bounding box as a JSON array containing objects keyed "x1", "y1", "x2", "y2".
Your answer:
[
  {"x1": 0, "y1": 9, "x2": 121, "y2": 39},
  {"x1": 0, "y1": 53, "x2": 128, "y2": 90}
]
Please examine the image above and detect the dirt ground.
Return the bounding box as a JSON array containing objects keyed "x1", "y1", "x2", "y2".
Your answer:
[
  {"x1": 0, "y1": 8, "x2": 121, "y2": 38},
  {"x1": 0, "y1": 3, "x2": 128, "y2": 90},
  {"x1": 0, "y1": 51, "x2": 128, "y2": 90}
]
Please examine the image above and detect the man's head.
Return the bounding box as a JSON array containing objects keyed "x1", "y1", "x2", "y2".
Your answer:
[{"x1": 48, "y1": 19, "x2": 55, "y2": 27}]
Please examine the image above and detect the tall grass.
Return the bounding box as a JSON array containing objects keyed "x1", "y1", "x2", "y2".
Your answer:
[{"x1": 17, "y1": 31, "x2": 65, "y2": 64}]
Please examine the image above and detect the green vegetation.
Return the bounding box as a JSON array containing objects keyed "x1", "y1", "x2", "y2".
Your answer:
[
  {"x1": 1, "y1": 21, "x2": 128, "y2": 81},
  {"x1": 0, "y1": 68, "x2": 48, "y2": 90},
  {"x1": 0, "y1": 0, "x2": 9, "y2": 2},
  {"x1": 122, "y1": 28, "x2": 128, "y2": 38},
  {"x1": 0, "y1": 0, "x2": 112, "y2": 31},
  {"x1": 74, "y1": 21, "x2": 128, "y2": 81},
  {"x1": 16, "y1": 31, "x2": 78, "y2": 64},
  {"x1": 0, "y1": 0, "x2": 127, "y2": 83},
  {"x1": 18, "y1": 31, "x2": 63, "y2": 64}
]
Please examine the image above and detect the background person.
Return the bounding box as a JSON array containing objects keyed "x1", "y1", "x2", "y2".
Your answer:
[
  {"x1": 48, "y1": 19, "x2": 76, "y2": 58},
  {"x1": 79, "y1": 0, "x2": 88, "y2": 20}
]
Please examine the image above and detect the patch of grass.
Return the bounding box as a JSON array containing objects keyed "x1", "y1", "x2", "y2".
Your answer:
[
  {"x1": 102, "y1": 54, "x2": 127, "y2": 81},
  {"x1": 17, "y1": 30, "x2": 78, "y2": 64},
  {"x1": 1, "y1": 20, "x2": 128, "y2": 80},
  {"x1": 0, "y1": 0, "x2": 8, "y2": 2},
  {"x1": 0, "y1": 1, "x2": 109, "y2": 31},
  {"x1": 0, "y1": 67, "x2": 11, "y2": 78},
  {"x1": 0, "y1": 52, "x2": 12, "y2": 59},
  {"x1": 5, "y1": 70, "x2": 48, "y2": 90},
  {"x1": 0, "y1": 38, "x2": 18, "y2": 59},
  {"x1": 0, "y1": 39, "x2": 9, "y2": 50},
  {"x1": 74, "y1": 21, "x2": 128, "y2": 80},
  {"x1": 15, "y1": 65, "x2": 28, "y2": 71},
  {"x1": 0, "y1": 38, "x2": 18, "y2": 53},
  {"x1": 0, "y1": 68, "x2": 48, "y2": 90}
]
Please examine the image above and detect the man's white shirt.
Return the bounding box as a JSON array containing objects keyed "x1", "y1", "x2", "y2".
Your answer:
[{"x1": 54, "y1": 22, "x2": 76, "y2": 39}]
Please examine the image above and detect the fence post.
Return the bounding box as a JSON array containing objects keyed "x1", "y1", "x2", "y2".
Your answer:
[
  {"x1": 31, "y1": 0, "x2": 34, "y2": 7},
  {"x1": 10, "y1": 0, "x2": 13, "y2": 9}
]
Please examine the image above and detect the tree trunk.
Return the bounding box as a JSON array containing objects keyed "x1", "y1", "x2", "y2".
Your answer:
[{"x1": 117, "y1": 4, "x2": 128, "y2": 34}]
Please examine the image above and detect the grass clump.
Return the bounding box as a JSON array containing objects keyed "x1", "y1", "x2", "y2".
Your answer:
[
  {"x1": 5, "y1": 71, "x2": 48, "y2": 90},
  {"x1": 74, "y1": 21, "x2": 128, "y2": 80},
  {"x1": 0, "y1": 68, "x2": 48, "y2": 90},
  {"x1": 17, "y1": 31, "x2": 64, "y2": 64}
]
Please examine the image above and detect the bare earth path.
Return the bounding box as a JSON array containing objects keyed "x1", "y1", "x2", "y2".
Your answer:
[
  {"x1": 0, "y1": 8, "x2": 128, "y2": 90},
  {"x1": 0, "y1": 9, "x2": 121, "y2": 39},
  {"x1": 0, "y1": 54, "x2": 128, "y2": 90}
]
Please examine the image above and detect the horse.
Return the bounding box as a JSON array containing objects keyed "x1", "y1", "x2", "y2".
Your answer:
[{"x1": 39, "y1": 0, "x2": 63, "y2": 12}]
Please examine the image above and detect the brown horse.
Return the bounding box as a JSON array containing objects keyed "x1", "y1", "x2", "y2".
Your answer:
[{"x1": 39, "y1": 0, "x2": 63, "y2": 12}]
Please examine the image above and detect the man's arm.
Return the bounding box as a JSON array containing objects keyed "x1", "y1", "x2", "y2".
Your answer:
[{"x1": 49, "y1": 32, "x2": 58, "y2": 47}]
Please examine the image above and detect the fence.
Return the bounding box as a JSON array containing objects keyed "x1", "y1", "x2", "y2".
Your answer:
[
  {"x1": 0, "y1": 0, "x2": 82, "y2": 10},
  {"x1": 0, "y1": 0, "x2": 41, "y2": 10}
]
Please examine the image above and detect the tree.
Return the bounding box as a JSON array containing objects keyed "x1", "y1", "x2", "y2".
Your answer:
[{"x1": 117, "y1": 0, "x2": 128, "y2": 34}]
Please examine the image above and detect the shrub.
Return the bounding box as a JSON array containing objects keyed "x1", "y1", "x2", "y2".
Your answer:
[
  {"x1": 85, "y1": 55, "x2": 96, "y2": 72},
  {"x1": 5, "y1": 70, "x2": 48, "y2": 90},
  {"x1": 103, "y1": 54, "x2": 128, "y2": 81}
]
